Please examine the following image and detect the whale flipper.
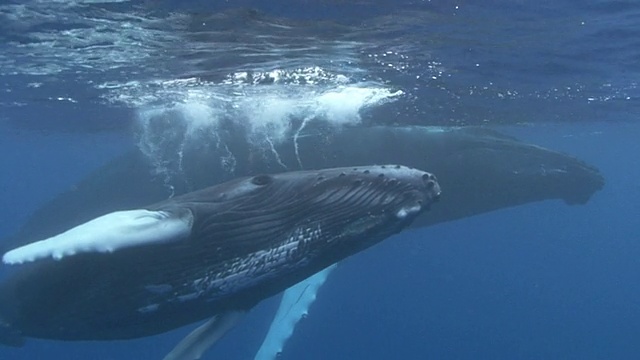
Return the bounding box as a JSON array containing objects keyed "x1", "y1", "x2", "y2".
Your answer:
[
  {"x1": 163, "y1": 311, "x2": 246, "y2": 360},
  {"x1": 255, "y1": 264, "x2": 337, "y2": 360},
  {"x1": 2, "y1": 209, "x2": 194, "y2": 265}
]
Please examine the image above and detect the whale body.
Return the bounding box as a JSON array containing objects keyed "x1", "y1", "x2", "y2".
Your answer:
[{"x1": 0, "y1": 165, "x2": 441, "y2": 358}]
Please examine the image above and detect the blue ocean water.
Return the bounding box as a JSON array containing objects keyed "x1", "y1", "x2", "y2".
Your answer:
[{"x1": 1, "y1": 1, "x2": 639, "y2": 359}]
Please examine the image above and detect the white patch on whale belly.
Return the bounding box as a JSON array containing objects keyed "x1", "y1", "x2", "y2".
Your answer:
[
  {"x1": 182, "y1": 224, "x2": 323, "y2": 302},
  {"x1": 2, "y1": 209, "x2": 193, "y2": 265}
]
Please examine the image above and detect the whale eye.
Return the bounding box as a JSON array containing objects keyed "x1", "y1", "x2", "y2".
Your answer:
[{"x1": 251, "y1": 174, "x2": 272, "y2": 186}]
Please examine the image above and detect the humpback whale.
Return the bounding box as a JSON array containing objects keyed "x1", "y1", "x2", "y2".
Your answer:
[
  {"x1": 0, "y1": 125, "x2": 604, "y2": 358},
  {"x1": 1, "y1": 126, "x2": 604, "y2": 251},
  {"x1": 0, "y1": 165, "x2": 441, "y2": 359}
]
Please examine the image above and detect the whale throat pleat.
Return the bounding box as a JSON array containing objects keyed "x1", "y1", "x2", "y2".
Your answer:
[
  {"x1": 2, "y1": 209, "x2": 193, "y2": 265},
  {"x1": 191, "y1": 183, "x2": 397, "y2": 259}
]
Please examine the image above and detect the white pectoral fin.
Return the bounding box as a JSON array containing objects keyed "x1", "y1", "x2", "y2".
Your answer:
[
  {"x1": 254, "y1": 264, "x2": 337, "y2": 360},
  {"x1": 2, "y1": 209, "x2": 193, "y2": 265},
  {"x1": 163, "y1": 310, "x2": 246, "y2": 360}
]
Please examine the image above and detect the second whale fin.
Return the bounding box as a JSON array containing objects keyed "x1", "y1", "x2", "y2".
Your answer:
[
  {"x1": 255, "y1": 264, "x2": 337, "y2": 360},
  {"x1": 163, "y1": 310, "x2": 246, "y2": 360}
]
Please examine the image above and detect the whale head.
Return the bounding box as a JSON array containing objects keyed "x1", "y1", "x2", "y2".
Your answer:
[{"x1": 173, "y1": 164, "x2": 441, "y2": 269}]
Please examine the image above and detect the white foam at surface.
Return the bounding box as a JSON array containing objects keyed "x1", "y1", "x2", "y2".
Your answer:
[
  {"x1": 136, "y1": 94, "x2": 228, "y2": 186},
  {"x1": 241, "y1": 84, "x2": 403, "y2": 133},
  {"x1": 175, "y1": 98, "x2": 221, "y2": 137},
  {"x1": 2, "y1": 209, "x2": 192, "y2": 265},
  {"x1": 243, "y1": 94, "x2": 298, "y2": 145},
  {"x1": 135, "y1": 80, "x2": 404, "y2": 181},
  {"x1": 315, "y1": 86, "x2": 404, "y2": 125}
]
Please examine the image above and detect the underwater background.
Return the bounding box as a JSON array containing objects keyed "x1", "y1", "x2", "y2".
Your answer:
[{"x1": 1, "y1": 1, "x2": 639, "y2": 359}]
